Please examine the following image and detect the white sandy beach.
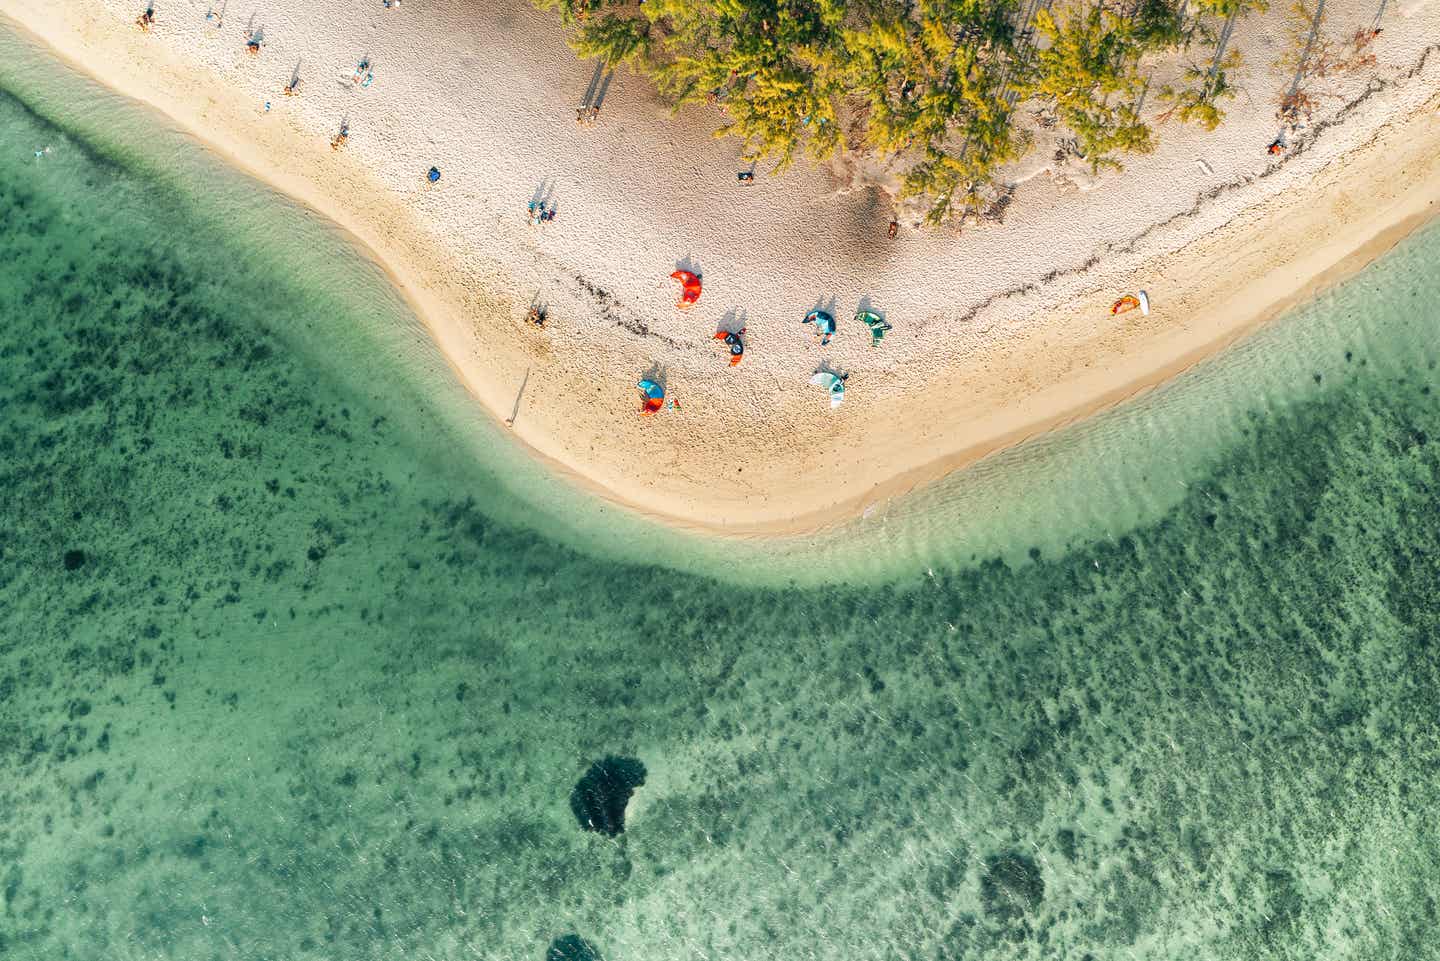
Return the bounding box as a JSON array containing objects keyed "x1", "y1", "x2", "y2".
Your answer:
[{"x1": 6, "y1": 0, "x2": 1440, "y2": 533}]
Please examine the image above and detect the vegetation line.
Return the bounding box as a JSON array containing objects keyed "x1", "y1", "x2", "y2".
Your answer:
[{"x1": 535, "y1": 0, "x2": 1270, "y2": 223}]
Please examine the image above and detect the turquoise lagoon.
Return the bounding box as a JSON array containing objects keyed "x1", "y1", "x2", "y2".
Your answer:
[{"x1": 2, "y1": 21, "x2": 1439, "y2": 961}]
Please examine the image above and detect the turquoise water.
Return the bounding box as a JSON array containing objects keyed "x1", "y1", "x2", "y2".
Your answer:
[{"x1": 3, "y1": 22, "x2": 1440, "y2": 961}]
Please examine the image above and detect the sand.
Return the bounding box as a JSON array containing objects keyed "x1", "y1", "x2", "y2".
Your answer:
[{"x1": 4, "y1": 0, "x2": 1439, "y2": 534}]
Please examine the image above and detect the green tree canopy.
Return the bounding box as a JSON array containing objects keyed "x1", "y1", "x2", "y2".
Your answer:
[{"x1": 536, "y1": 0, "x2": 1261, "y2": 222}]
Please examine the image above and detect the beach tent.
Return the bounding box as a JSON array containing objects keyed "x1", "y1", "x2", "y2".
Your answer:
[
  {"x1": 809, "y1": 371, "x2": 846, "y2": 409},
  {"x1": 856, "y1": 310, "x2": 891, "y2": 347},
  {"x1": 427, "y1": 167, "x2": 441, "y2": 183},
  {"x1": 803, "y1": 310, "x2": 836, "y2": 346},
  {"x1": 670, "y1": 270, "x2": 702, "y2": 309},
  {"x1": 637, "y1": 378, "x2": 665, "y2": 416}
]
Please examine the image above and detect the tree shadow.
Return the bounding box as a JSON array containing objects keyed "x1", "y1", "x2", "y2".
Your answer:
[
  {"x1": 593, "y1": 69, "x2": 615, "y2": 110},
  {"x1": 1273, "y1": 0, "x2": 1330, "y2": 147},
  {"x1": 580, "y1": 60, "x2": 604, "y2": 109},
  {"x1": 505, "y1": 367, "x2": 530, "y2": 428}
]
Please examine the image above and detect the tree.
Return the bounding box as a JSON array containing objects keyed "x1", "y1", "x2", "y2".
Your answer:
[
  {"x1": 534, "y1": 0, "x2": 1263, "y2": 224},
  {"x1": 845, "y1": 0, "x2": 1028, "y2": 222},
  {"x1": 1032, "y1": 3, "x2": 1156, "y2": 171},
  {"x1": 1158, "y1": 50, "x2": 1243, "y2": 131},
  {"x1": 1191, "y1": 0, "x2": 1268, "y2": 17},
  {"x1": 570, "y1": 11, "x2": 652, "y2": 67}
]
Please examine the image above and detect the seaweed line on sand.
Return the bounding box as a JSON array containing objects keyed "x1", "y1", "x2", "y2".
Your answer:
[{"x1": 940, "y1": 41, "x2": 1440, "y2": 330}]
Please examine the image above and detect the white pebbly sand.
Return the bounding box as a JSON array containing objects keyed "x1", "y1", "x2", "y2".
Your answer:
[{"x1": 7, "y1": 0, "x2": 1440, "y2": 533}]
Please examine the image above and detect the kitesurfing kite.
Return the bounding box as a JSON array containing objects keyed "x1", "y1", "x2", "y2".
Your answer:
[
  {"x1": 803, "y1": 310, "x2": 836, "y2": 346},
  {"x1": 809, "y1": 371, "x2": 847, "y2": 409},
  {"x1": 670, "y1": 270, "x2": 702, "y2": 309},
  {"x1": 714, "y1": 329, "x2": 745, "y2": 366},
  {"x1": 1110, "y1": 290, "x2": 1150, "y2": 316},
  {"x1": 637, "y1": 379, "x2": 665, "y2": 416},
  {"x1": 856, "y1": 310, "x2": 891, "y2": 347}
]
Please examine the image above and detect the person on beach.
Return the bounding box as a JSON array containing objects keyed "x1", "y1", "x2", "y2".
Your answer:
[
  {"x1": 887, "y1": 219, "x2": 899, "y2": 239},
  {"x1": 331, "y1": 121, "x2": 349, "y2": 150},
  {"x1": 136, "y1": 5, "x2": 155, "y2": 31}
]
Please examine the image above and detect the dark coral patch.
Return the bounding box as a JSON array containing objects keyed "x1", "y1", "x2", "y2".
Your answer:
[
  {"x1": 547, "y1": 934, "x2": 601, "y2": 961},
  {"x1": 63, "y1": 549, "x2": 87, "y2": 571},
  {"x1": 980, "y1": 852, "x2": 1045, "y2": 921},
  {"x1": 569, "y1": 756, "x2": 646, "y2": 837}
]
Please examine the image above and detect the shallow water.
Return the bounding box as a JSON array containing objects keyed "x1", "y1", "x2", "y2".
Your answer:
[{"x1": 3, "y1": 23, "x2": 1440, "y2": 961}]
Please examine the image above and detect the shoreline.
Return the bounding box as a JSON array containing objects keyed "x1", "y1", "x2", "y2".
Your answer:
[{"x1": 4, "y1": 3, "x2": 1439, "y2": 537}]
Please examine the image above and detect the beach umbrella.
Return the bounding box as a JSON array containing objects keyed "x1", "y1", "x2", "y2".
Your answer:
[
  {"x1": 669, "y1": 270, "x2": 702, "y2": 308},
  {"x1": 427, "y1": 167, "x2": 441, "y2": 183},
  {"x1": 809, "y1": 371, "x2": 846, "y2": 409}
]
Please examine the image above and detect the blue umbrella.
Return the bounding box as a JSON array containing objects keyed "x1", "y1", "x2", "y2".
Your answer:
[
  {"x1": 637, "y1": 379, "x2": 664, "y2": 400},
  {"x1": 427, "y1": 166, "x2": 441, "y2": 183}
]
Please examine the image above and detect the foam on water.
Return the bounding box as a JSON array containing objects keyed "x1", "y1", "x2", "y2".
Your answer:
[{"x1": 2, "y1": 22, "x2": 1440, "y2": 961}]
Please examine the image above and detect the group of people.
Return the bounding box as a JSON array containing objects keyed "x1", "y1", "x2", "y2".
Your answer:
[{"x1": 528, "y1": 200, "x2": 557, "y2": 225}]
